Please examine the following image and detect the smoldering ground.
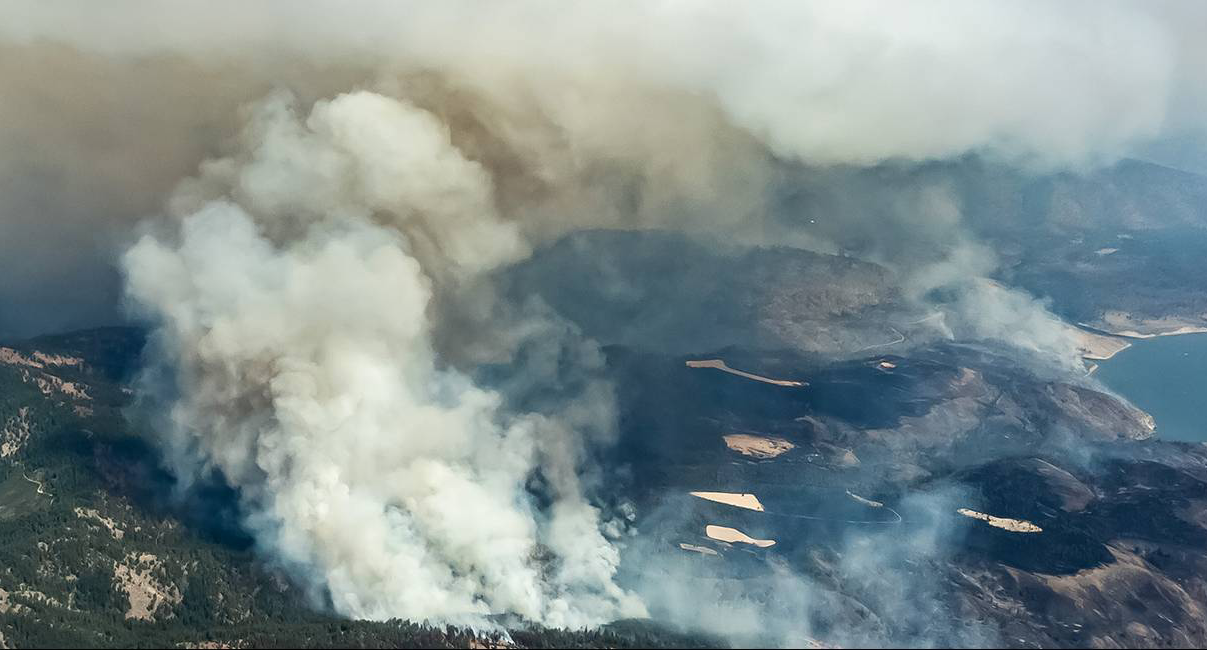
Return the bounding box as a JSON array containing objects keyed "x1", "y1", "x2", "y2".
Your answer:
[
  {"x1": 3, "y1": 0, "x2": 1207, "y2": 644},
  {"x1": 621, "y1": 488, "x2": 996, "y2": 648}
]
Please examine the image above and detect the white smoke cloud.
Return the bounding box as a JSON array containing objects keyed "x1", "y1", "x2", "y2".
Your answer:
[
  {"x1": 124, "y1": 92, "x2": 643, "y2": 626},
  {"x1": 4, "y1": 1, "x2": 1199, "y2": 167}
]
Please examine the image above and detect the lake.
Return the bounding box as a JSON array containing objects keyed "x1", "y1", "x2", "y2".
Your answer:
[{"x1": 1095, "y1": 332, "x2": 1207, "y2": 442}]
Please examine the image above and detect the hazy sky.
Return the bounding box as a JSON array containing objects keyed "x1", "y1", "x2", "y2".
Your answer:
[{"x1": 2, "y1": 1, "x2": 1206, "y2": 338}]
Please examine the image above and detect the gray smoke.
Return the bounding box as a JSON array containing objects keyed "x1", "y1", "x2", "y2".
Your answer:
[
  {"x1": 624, "y1": 488, "x2": 996, "y2": 648},
  {"x1": 4, "y1": 0, "x2": 1207, "y2": 636}
]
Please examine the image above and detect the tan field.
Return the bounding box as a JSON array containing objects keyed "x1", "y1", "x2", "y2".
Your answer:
[
  {"x1": 686, "y1": 359, "x2": 806, "y2": 387},
  {"x1": 957, "y1": 508, "x2": 1042, "y2": 533},
  {"x1": 723, "y1": 433, "x2": 795, "y2": 459},
  {"x1": 689, "y1": 491, "x2": 766, "y2": 512},
  {"x1": 705, "y1": 525, "x2": 776, "y2": 548}
]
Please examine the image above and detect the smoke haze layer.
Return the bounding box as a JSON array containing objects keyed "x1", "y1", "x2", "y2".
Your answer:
[
  {"x1": 4, "y1": 1, "x2": 1206, "y2": 339},
  {"x1": 4, "y1": 0, "x2": 1207, "y2": 635}
]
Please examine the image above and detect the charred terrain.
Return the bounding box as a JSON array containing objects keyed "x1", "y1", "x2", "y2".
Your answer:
[{"x1": 5, "y1": 159, "x2": 1207, "y2": 647}]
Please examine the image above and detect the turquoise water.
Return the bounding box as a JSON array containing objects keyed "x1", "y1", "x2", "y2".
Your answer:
[{"x1": 1095, "y1": 332, "x2": 1207, "y2": 442}]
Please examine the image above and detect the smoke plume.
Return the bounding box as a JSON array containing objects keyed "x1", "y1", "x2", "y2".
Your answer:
[
  {"x1": 124, "y1": 91, "x2": 642, "y2": 625},
  {"x1": 4, "y1": 0, "x2": 1207, "y2": 636}
]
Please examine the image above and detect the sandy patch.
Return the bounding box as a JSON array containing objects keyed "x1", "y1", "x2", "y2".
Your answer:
[
  {"x1": 32, "y1": 352, "x2": 84, "y2": 367},
  {"x1": 690, "y1": 491, "x2": 765, "y2": 512},
  {"x1": 32, "y1": 373, "x2": 91, "y2": 400},
  {"x1": 0, "y1": 587, "x2": 63, "y2": 615},
  {"x1": 12, "y1": 589, "x2": 63, "y2": 609},
  {"x1": 0, "y1": 348, "x2": 84, "y2": 369},
  {"x1": 0, "y1": 588, "x2": 28, "y2": 615},
  {"x1": 0, "y1": 348, "x2": 44, "y2": 369},
  {"x1": 17, "y1": 369, "x2": 92, "y2": 400},
  {"x1": 705, "y1": 525, "x2": 775, "y2": 548},
  {"x1": 723, "y1": 434, "x2": 795, "y2": 459},
  {"x1": 686, "y1": 359, "x2": 806, "y2": 387},
  {"x1": 1072, "y1": 327, "x2": 1131, "y2": 360},
  {"x1": 846, "y1": 491, "x2": 884, "y2": 508},
  {"x1": 75, "y1": 507, "x2": 125, "y2": 540},
  {"x1": 1, "y1": 407, "x2": 31, "y2": 458},
  {"x1": 679, "y1": 543, "x2": 720, "y2": 557},
  {"x1": 114, "y1": 553, "x2": 181, "y2": 621},
  {"x1": 957, "y1": 508, "x2": 1042, "y2": 533}
]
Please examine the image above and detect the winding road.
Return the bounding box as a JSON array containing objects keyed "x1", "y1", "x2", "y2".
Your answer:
[{"x1": 22, "y1": 471, "x2": 49, "y2": 501}]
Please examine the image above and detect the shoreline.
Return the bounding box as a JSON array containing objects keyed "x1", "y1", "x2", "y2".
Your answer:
[
  {"x1": 1090, "y1": 324, "x2": 1206, "y2": 443},
  {"x1": 1074, "y1": 326, "x2": 1132, "y2": 362},
  {"x1": 1076, "y1": 317, "x2": 1207, "y2": 363},
  {"x1": 1082, "y1": 310, "x2": 1207, "y2": 345},
  {"x1": 1101, "y1": 325, "x2": 1207, "y2": 340}
]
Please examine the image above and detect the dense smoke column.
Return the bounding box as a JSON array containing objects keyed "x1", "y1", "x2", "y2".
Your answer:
[{"x1": 124, "y1": 92, "x2": 643, "y2": 626}]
